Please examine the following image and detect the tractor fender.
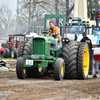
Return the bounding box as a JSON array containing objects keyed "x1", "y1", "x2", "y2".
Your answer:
[
  {"x1": 7, "y1": 42, "x2": 14, "y2": 49},
  {"x1": 0, "y1": 47, "x2": 4, "y2": 53}
]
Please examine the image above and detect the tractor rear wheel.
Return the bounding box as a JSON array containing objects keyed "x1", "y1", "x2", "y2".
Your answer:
[
  {"x1": 1, "y1": 43, "x2": 7, "y2": 48},
  {"x1": 11, "y1": 48, "x2": 17, "y2": 58},
  {"x1": 2, "y1": 43, "x2": 11, "y2": 57},
  {"x1": 54, "y1": 58, "x2": 65, "y2": 80},
  {"x1": 16, "y1": 57, "x2": 27, "y2": 79},
  {"x1": 17, "y1": 41, "x2": 26, "y2": 58},
  {"x1": 6, "y1": 43, "x2": 11, "y2": 56},
  {"x1": 3, "y1": 48, "x2": 10, "y2": 58},
  {"x1": 3, "y1": 49, "x2": 7, "y2": 58},
  {"x1": 23, "y1": 40, "x2": 33, "y2": 56},
  {"x1": 5, "y1": 48, "x2": 10, "y2": 57},
  {"x1": 62, "y1": 41, "x2": 89, "y2": 80},
  {"x1": 62, "y1": 41, "x2": 79, "y2": 79},
  {"x1": 77, "y1": 42, "x2": 89, "y2": 79}
]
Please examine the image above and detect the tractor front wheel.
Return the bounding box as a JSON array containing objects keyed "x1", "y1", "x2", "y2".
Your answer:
[
  {"x1": 54, "y1": 58, "x2": 65, "y2": 80},
  {"x1": 16, "y1": 57, "x2": 27, "y2": 79}
]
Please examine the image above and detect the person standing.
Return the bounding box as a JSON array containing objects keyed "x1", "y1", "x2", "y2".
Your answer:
[{"x1": 80, "y1": 32, "x2": 92, "y2": 49}]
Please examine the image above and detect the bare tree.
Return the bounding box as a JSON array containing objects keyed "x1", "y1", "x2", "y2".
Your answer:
[
  {"x1": 0, "y1": 3, "x2": 15, "y2": 37},
  {"x1": 87, "y1": 0, "x2": 100, "y2": 20},
  {"x1": 19, "y1": 0, "x2": 46, "y2": 32},
  {"x1": 18, "y1": 0, "x2": 74, "y2": 33},
  {"x1": 38, "y1": 0, "x2": 74, "y2": 21},
  {"x1": 66, "y1": 0, "x2": 74, "y2": 21}
]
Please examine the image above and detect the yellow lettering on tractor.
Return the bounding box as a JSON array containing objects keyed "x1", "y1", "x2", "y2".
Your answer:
[{"x1": 46, "y1": 41, "x2": 51, "y2": 43}]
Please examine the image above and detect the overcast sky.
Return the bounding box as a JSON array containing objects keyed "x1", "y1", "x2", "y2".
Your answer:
[{"x1": 0, "y1": 0, "x2": 17, "y2": 14}]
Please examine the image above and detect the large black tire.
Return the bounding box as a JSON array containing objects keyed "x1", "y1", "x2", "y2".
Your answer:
[
  {"x1": 77, "y1": 42, "x2": 89, "y2": 79},
  {"x1": 2, "y1": 48, "x2": 10, "y2": 58},
  {"x1": 62, "y1": 41, "x2": 79, "y2": 79},
  {"x1": 23, "y1": 40, "x2": 33, "y2": 56},
  {"x1": 3, "y1": 49, "x2": 7, "y2": 58},
  {"x1": 17, "y1": 41, "x2": 26, "y2": 58},
  {"x1": 6, "y1": 43, "x2": 11, "y2": 49},
  {"x1": 6, "y1": 43, "x2": 11, "y2": 56},
  {"x1": 5, "y1": 48, "x2": 10, "y2": 57},
  {"x1": 16, "y1": 57, "x2": 27, "y2": 79},
  {"x1": 2, "y1": 43, "x2": 11, "y2": 57},
  {"x1": 11, "y1": 48, "x2": 17, "y2": 58},
  {"x1": 1, "y1": 43, "x2": 7, "y2": 48},
  {"x1": 54, "y1": 58, "x2": 65, "y2": 80}
]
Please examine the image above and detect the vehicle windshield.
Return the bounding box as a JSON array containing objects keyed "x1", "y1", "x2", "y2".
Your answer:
[
  {"x1": 25, "y1": 37, "x2": 32, "y2": 41},
  {"x1": 14, "y1": 36, "x2": 25, "y2": 42},
  {"x1": 19, "y1": 36, "x2": 25, "y2": 41},
  {"x1": 66, "y1": 25, "x2": 85, "y2": 34}
]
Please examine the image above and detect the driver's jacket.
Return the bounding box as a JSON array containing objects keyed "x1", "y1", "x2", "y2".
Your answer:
[{"x1": 49, "y1": 26, "x2": 61, "y2": 41}]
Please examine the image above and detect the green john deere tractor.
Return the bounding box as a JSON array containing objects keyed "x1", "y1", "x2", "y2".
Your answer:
[{"x1": 16, "y1": 14, "x2": 89, "y2": 80}]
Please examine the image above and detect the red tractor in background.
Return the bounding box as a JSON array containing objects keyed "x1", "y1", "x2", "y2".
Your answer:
[{"x1": 1, "y1": 33, "x2": 25, "y2": 58}]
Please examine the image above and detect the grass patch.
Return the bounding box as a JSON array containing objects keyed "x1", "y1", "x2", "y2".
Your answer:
[
  {"x1": 9, "y1": 68, "x2": 16, "y2": 71},
  {"x1": 0, "y1": 68, "x2": 16, "y2": 72},
  {"x1": 1, "y1": 58, "x2": 17, "y2": 61}
]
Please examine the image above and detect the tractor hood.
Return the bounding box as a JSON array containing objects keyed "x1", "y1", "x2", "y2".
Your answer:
[
  {"x1": 33, "y1": 36, "x2": 55, "y2": 44},
  {"x1": 32, "y1": 36, "x2": 55, "y2": 55}
]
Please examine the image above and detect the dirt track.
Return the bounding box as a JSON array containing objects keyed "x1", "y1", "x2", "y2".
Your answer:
[{"x1": 0, "y1": 61, "x2": 100, "y2": 100}]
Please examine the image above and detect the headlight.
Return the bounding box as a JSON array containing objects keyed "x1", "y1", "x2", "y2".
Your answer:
[
  {"x1": 66, "y1": 39, "x2": 68, "y2": 42},
  {"x1": 62, "y1": 39, "x2": 65, "y2": 42}
]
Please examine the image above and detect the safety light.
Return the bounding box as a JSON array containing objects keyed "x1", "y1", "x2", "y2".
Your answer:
[
  {"x1": 97, "y1": 12, "x2": 100, "y2": 20},
  {"x1": 61, "y1": 20, "x2": 63, "y2": 22},
  {"x1": 62, "y1": 39, "x2": 65, "y2": 42},
  {"x1": 24, "y1": 33, "x2": 26, "y2": 35},
  {"x1": 87, "y1": 20, "x2": 89, "y2": 23},
  {"x1": 66, "y1": 39, "x2": 68, "y2": 42}
]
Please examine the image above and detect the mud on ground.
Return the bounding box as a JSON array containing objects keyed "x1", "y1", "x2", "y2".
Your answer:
[
  {"x1": 6, "y1": 60, "x2": 16, "y2": 68},
  {"x1": 0, "y1": 61, "x2": 99, "y2": 100}
]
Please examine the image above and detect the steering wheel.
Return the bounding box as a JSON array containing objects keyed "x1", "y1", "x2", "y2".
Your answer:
[{"x1": 51, "y1": 33, "x2": 59, "y2": 38}]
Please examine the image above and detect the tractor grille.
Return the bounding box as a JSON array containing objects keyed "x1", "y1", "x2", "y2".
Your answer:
[
  {"x1": 34, "y1": 39, "x2": 43, "y2": 43},
  {"x1": 33, "y1": 39, "x2": 45, "y2": 55}
]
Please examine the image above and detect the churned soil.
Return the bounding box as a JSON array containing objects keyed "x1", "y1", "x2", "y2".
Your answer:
[{"x1": 0, "y1": 61, "x2": 99, "y2": 100}]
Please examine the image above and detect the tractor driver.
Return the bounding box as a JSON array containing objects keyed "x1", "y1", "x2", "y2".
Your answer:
[
  {"x1": 48, "y1": 21, "x2": 61, "y2": 51},
  {"x1": 48, "y1": 21, "x2": 61, "y2": 41}
]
